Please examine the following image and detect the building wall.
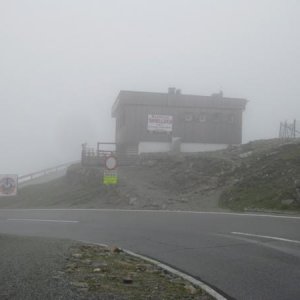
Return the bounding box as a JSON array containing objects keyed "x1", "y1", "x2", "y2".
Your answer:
[{"x1": 115, "y1": 103, "x2": 243, "y2": 152}]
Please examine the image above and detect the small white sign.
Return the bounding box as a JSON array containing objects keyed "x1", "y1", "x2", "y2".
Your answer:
[
  {"x1": 0, "y1": 175, "x2": 18, "y2": 196},
  {"x1": 105, "y1": 156, "x2": 117, "y2": 170},
  {"x1": 103, "y1": 169, "x2": 118, "y2": 177},
  {"x1": 147, "y1": 114, "x2": 173, "y2": 132}
]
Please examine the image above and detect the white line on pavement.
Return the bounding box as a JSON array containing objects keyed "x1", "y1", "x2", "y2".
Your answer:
[
  {"x1": 1, "y1": 208, "x2": 300, "y2": 219},
  {"x1": 7, "y1": 218, "x2": 79, "y2": 223},
  {"x1": 231, "y1": 232, "x2": 300, "y2": 244}
]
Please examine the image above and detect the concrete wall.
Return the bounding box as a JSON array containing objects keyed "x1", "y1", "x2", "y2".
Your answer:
[
  {"x1": 138, "y1": 141, "x2": 228, "y2": 154},
  {"x1": 138, "y1": 142, "x2": 171, "y2": 154},
  {"x1": 180, "y1": 143, "x2": 228, "y2": 152}
]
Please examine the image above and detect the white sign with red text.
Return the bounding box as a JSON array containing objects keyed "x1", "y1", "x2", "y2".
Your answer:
[{"x1": 147, "y1": 114, "x2": 173, "y2": 132}]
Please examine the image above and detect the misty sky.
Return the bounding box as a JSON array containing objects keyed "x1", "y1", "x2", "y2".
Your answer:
[{"x1": 1, "y1": 0, "x2": 300, "y2": 175}]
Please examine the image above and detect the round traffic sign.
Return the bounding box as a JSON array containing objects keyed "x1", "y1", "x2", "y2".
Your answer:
[
  {"x1": 105, "y1": 156, "x2": 117, "y2": 170},
  {"x1": 0, "y1": 176, "x2": 18, "y2": 196}
]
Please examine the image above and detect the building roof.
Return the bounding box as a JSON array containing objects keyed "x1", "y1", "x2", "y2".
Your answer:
[{"x1": 112, "y1": 89, "x2": 247, "y2": 117}]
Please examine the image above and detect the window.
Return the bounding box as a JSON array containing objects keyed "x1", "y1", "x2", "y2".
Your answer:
[
  {"x1": 212, "y1": 112, "x2": 221, "y2": 122},
  {"x1": 184, "y1": 113, "x2": 193, "y2": 122},
  {"x1": 198, "y1": 113, "x2": 206, "y2": 122}
]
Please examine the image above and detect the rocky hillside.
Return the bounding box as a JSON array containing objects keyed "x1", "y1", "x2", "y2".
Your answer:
[
  {"x1": 220, "y1": 141, "x2": 300, "y2": 211},
  {"x1": 1, "y1": 139, "x2": 299, "y2": 213}
]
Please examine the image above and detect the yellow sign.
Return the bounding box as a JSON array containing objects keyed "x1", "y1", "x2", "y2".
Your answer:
[
  {"x1": 103, "y1": 175, "x2": 118, "y2": 185},
  {"x1": 103, "y1": 170, "x2": 118, "y2": 185}
]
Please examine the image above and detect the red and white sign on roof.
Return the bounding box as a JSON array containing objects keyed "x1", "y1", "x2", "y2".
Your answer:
[{"x1": 147, "y1": 114, "x2": 173, "y2": 132}]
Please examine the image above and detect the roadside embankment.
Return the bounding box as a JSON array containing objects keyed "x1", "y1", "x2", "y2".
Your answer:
[
  {"x1": 1, "y1": 138, "x2": 299, "y2": 213},
  {"x1": 219, "y1": 141, "x2": 300, "y2": 211},
  {"x1": 0, "y1": 234, "x2": 212, "y2": 300}
]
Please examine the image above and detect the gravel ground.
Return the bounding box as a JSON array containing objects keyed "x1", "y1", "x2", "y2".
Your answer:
[
  {"x1": 0, "y1": 235, "x2": 122, "y2": 300},
  {"x1": 0, "y1": 235, "x2": 211, "y2": 300},
  {"x1": 65, "y1": 244, "x2": 211, "y2": 300}
]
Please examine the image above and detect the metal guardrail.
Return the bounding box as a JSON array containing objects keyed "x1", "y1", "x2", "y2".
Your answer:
[{"x1": 18, "y1": 161, "x2": 79, "y2": 184}]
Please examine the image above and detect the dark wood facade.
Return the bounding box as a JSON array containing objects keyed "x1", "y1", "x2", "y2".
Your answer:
[{"x1": 112, "y1": 89, "x2": 247, "y2": 154}]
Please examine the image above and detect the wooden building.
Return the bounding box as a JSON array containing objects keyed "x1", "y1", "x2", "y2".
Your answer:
[{"x1": 112, "y1": 88, "x2": 247, "y2": 155}]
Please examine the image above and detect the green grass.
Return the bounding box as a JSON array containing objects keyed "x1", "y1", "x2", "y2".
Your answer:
[
  {"x1": 0, "y1": 165, "x2": 123, "y2": 208},
  {"x1": 219, "y1": 143, "x2": 300, "y2": 211}
]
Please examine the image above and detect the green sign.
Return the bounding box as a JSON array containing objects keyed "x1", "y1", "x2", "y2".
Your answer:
[
  {"x1": 103, "y1": 175, "x2": 118, "y2": 185},
  {"x1": 103, "y1": 170, "x2": 118, "y2": 185}
]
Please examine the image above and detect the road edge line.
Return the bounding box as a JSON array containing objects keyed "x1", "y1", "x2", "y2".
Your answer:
[
  {"x1": 79, "y1": 240, "x2": 227, "y2": 300},
  {"x1": 1, "y1": 208, "x2": 299, "y2": 219}
]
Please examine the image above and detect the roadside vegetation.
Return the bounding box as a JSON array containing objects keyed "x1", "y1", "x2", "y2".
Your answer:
[
  {"x1": 66, "y1": 243, "x2": 212, "y2": 299},
  {"x1": 219, "y1": 141, "x2": 300, "y2": 211}
]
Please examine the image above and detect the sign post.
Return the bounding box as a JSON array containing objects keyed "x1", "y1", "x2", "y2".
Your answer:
[
  {"x1": 103, "y1": 156, "x2": 118, "y2": 185},
  {"x1": 0, "y1": 175, "x2": 18, "y2": 197}
]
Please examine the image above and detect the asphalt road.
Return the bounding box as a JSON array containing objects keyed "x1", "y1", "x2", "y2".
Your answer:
[{"x1": 0, "y1": 209, "x2": 299, "y2": 300}]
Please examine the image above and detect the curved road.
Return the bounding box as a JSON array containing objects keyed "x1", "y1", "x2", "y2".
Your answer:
[{"x1": 0, "y1": 208, "x2": 299, "y2": 299}]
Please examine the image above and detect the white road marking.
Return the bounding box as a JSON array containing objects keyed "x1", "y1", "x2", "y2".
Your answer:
[
  {"x1": 7, "y1": 218, "x2": 79, "y2": 223},
  {"x1": 1, "y1": 208, "x2": 300, "y2": 219},
  {"x1": 231, "y1": 232, "x2": 300, "y2": 244}
]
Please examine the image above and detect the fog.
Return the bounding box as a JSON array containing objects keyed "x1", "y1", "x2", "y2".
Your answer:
[{"x1": 1, "y1": 0, "x2": 299, "y2": 175}]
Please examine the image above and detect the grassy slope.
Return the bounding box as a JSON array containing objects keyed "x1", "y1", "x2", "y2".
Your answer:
[
  {"x1": 0, "y1": 165, "x2": 124, "y2": 208},
  {"x1": 219, "y1": 142, "x2": 300, "y2": 211}
]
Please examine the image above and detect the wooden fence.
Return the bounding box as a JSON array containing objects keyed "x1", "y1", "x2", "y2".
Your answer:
[{"x1": 279, "y1": 120, "x2": 300, "y2": 139}]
